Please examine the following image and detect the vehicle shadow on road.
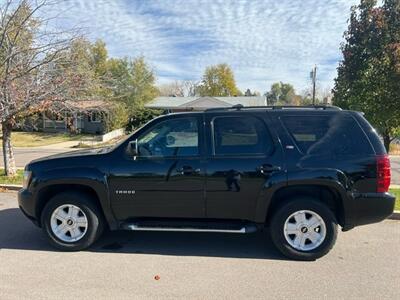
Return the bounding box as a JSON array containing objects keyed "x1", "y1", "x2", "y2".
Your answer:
[{"x1": 0, "y1": 208, "x2": 285, "y2": 260}]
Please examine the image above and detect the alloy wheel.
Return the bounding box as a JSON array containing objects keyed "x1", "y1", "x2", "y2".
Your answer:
[
  {"x1": 283, "y1": 210, "x2": 326, "y2": 251},
  {"x1": 50, "y1": 204, "x2": 88, "y2": 242}
]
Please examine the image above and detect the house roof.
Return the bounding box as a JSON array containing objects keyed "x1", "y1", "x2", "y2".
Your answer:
[
  {"x1": 66, "y1": 100, "x2": 114, "y2": 111},
  {"x1": 145, "y1": 96, "x2": 267, "y2": 110},
  {"x1": 50, "y1": 100, "x2": 114, "y2": 113}
]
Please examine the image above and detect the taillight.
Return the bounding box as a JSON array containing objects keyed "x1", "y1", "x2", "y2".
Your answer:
[{"x1": 376, "y1": 155, "x2": 391, "y2": 193}]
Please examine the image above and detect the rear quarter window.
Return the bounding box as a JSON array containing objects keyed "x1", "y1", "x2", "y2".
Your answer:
[{"x1": 281, "y1": 114, "x2": 374, "y2": 156}]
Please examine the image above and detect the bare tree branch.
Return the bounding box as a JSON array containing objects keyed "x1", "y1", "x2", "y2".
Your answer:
[{"x1": 0, "y1": 0, "x2": 83, "y2": 176}]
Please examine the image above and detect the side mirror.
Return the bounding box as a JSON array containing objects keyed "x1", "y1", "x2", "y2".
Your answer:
[{"x1": 128, "y1": 140, "x2": 138, "y2": 156}]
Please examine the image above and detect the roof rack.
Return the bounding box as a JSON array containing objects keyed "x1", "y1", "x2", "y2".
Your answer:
[{"x1": 205, "y1": 104, "x2": 342, "y2": 112}]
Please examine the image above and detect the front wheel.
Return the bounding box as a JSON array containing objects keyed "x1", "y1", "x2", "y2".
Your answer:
[
  {"x1": 41, "y1": 192, "x2": 104, "y2": 251},
  {"x1": 270, "y1": 198, "x2": 338, "y2": 260}
]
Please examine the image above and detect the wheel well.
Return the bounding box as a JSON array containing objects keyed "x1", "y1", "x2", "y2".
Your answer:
[
  {"x1": 266, "y1": 185, "x2": 345, "y2": 226},
  {"x1": 35, "y1": 184, "x2": 104, "y2": 227}
]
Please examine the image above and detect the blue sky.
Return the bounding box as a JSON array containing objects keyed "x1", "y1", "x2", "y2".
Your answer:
[{"x1": 48, "y1": 0, "x2": 360, "y2": 94}]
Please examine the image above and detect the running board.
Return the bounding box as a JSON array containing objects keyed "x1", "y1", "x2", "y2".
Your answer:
[{"x1": 123, "y1": 223, "x2": 257, "y2": 234}]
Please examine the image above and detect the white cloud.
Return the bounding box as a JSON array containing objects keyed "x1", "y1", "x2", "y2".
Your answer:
[{"x1": 47, "y1": 0, "x2": 359, "y2": 93}]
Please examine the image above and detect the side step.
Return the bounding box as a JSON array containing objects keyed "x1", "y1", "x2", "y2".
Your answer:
[{"x1": 121, "y1": 221, "x2": 258, "y2": 234}]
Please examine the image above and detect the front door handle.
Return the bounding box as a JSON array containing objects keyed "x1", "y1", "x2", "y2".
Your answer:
[
  {"x1": 259, "y1": 164, "x2": 281, "y2": 174},
  {"x1": 177, "y1": 166, "x2": 201, "y2": 175}
]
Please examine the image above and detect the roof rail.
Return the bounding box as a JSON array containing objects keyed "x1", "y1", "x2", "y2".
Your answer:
[
  {"x1": 270, "y1": 105, "x2": 341, "y2": 110},
  {"x1": 204, "y1": 105, "x2": 342, "y2": 112}
]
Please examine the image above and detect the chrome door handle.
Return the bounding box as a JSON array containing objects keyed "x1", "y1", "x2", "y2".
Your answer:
[
  {"x1": 259, "y1": 165, "x2": 281, "y2": 174},
  {"x1": 177, "y1": 166, "x2": 200, "y2": 175}
]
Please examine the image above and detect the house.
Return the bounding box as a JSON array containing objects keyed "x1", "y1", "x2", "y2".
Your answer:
[
  {"x1": 145, "y1": 96, "x2": 267, "y2": 112},
  {"x1": 41, "y1": 100, "x2": 114, "y2": 134}
]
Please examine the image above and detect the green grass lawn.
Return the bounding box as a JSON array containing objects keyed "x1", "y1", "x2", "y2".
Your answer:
[
  {"x1": 7, "y1": 132, "x2": 89, "y2": 147},
  {"x1": 389, "y1": 188, "x2": 400, "y2": 211},
  {"x1": 0, "y1": 169, "x2": 24, "y2": 185}
]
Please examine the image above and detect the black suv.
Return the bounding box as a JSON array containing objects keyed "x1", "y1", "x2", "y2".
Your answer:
[{"x1": 18, "y1": 105, "x2": 395, "y2": 260}]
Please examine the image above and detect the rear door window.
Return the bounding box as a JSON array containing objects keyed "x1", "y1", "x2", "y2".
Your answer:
[
  {"x1": 281, "y1": 114, "x2": 374, "y2": 155},
  {"x1": 212, "y1": 116, "x2": 272, "y2": 156}
]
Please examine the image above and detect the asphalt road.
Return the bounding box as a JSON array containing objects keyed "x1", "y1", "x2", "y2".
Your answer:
[
  {"x1": 0, "y1": 192, "x2": 399, "y2": 299},
  {"x1": 0, "y1": 148, "x2": 73, "y2": 168}
]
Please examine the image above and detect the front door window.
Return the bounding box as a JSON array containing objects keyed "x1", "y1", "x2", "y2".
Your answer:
[{"x1": 137, "y1": 117, "x2": 199, "y2": 157}]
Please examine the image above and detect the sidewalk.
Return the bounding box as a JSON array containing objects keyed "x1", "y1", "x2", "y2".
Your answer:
[
  {"x1": 16, "y1": 140, "x2": 81, "y2": 150},
  {"x1": 1, "y1": 145, "x2": 78, "y2": 168},
  {"x1": 14, "y1": 139, "x2": 106, "y2": 150}
]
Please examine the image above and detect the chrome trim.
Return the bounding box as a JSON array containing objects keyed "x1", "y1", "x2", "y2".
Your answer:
[{"x1": 126, "y1": 224, "x2": 247, "y2": 233}]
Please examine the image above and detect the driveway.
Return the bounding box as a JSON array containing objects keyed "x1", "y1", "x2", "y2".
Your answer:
[{"x1": 0, "y1": 192, "x2": 399, "y2": 299}]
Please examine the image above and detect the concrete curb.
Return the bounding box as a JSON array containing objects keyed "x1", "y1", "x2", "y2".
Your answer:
[
  {"x1": 0, "y1": 184, "x2": 22, "y2": 191},
  {"x1": 389, "y1": 211, "x2": 400, "y2": 220}
]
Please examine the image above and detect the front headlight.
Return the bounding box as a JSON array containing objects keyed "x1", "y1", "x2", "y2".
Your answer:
[{"x1": 23, "y1": 171, "x2": 32, "y2": 189}]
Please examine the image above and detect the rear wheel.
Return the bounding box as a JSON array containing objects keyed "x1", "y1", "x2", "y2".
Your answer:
[
  {"x1": 41, "y1": 192, "x2": 104, "y2": 251},
  {"x1": 270, "y1": 198, "x2": 338, "y2": 260}
]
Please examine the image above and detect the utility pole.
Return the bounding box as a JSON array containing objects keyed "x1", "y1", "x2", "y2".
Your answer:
[{"x1": 310, "y1": 65, "x2": 317, "y2": 105}]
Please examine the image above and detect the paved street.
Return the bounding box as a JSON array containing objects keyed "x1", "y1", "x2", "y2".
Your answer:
[
  {"x1": 0, "y1": 192, "x2": 399, "y2": 299},
  {"x1": 0, "y1": 148, "x2": 75, "y2": 168}
]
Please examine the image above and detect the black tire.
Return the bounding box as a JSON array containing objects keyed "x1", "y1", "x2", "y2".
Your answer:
[
  {"x1": 269, "y1": 198, "x2": 338, "y2": 261},
  {"x1": 41, "y1": 192, "x2": 104, "y2": 251}
]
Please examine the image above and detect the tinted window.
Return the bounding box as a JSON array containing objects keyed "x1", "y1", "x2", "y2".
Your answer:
[
  {"x1": 213, "y1": 116, "x2": 271, "y2": 155},
  {"x1": 138, "y1": 117, "x2": 198, "y2": 157},
  {"x1": 281, "y1": 114, "x2": 374, "y2": 155}
]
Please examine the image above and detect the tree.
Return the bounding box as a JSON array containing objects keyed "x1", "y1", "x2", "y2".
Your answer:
[
  {"x1": 266, "y1": 82, "x2": 300, "y2": 105},
  {"x1": 198, "y1": 63, "x2": 240, "y2": 96},
  {"x1": 127, "y1": 107, "x2": 162, "y2": 131},
  {"x1": 158, "y1": 80, "x2": 200, "y2": 97},
  {"x1": 0, "y1": 0, "x2": 78, "y2": 176},
  {"x1": 332, "y1": 0, "x2": 400, "y2": 151},
  {"x1": 58, "y1": 38, "x2": 101, "y2": 99},
  {"x1": 158, "y1": 81, "x2": 185, "y2": 97},
  {"x1": 244, "y1": 89, "x2": 260, "y2": 96},
  {"x1": 300, "y1": 84, "x2": 332, "y2": 105},
  {"x1": 104, "y1": 57, "x2": 130, "y2": 101},
  {"x1": 129, "y1": 57, "x2": 158, "y2": 107},
  {"x1": 183, "y1": 80, "x2": 200, "y2": 96},
  {"x1": 105, "y1": 56, "x2": 157, "y2": 113},
  {"x1": 102, "y1": 56, "x2": 158, "y2": 128},
  {"x1": 91, "y1": 39, "x2": 108, "y2": 77},
  {"x1": 106, "y1": 102, "x2": 129, "y2": 132}
]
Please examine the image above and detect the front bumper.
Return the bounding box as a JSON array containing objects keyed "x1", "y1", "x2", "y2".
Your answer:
[
  {"x1": 18, "y1": 188, "x2": 39, "y2": 226},
  {"x1": 343, "y1": 192, "x2": 395, "y2": 230}
]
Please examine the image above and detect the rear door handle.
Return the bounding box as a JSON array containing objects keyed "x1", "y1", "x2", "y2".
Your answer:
[
  {"x1": 259, "y1": 165, "x2": 281, "y2": 174},
  {"x1": 177, "y1": 166, "x2": 201, "y2": 175}
]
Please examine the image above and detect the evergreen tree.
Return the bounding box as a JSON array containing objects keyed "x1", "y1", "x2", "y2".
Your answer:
[{"x1": 333, "y1": 0, "x2": 400, "y2": 151}]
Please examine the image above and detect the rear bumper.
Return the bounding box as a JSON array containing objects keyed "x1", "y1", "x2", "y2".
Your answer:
[{"x1": 343, "y1": 192, "x2": 395, "y2": 230}]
